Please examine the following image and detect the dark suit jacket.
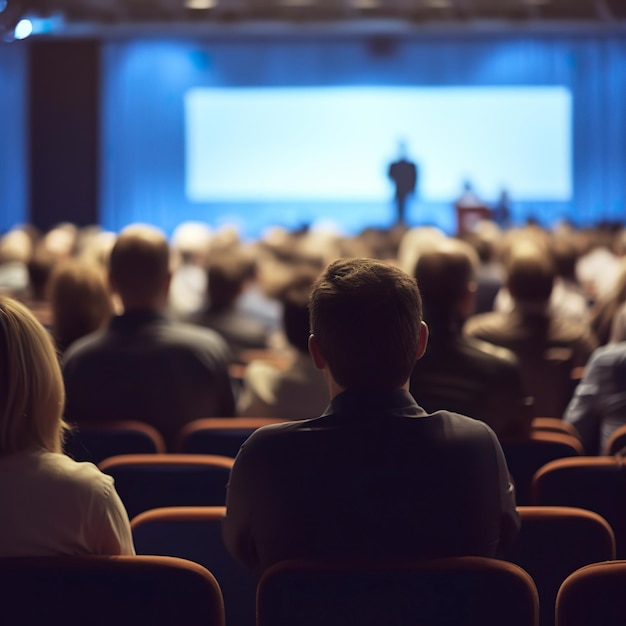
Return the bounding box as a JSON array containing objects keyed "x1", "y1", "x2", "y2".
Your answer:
[
  {"x1": 410, "y1": 321, "x2": 532, "y2": 440},
  {"x1": 62, "y1": 309, "x2": 236, "y2": 449}
]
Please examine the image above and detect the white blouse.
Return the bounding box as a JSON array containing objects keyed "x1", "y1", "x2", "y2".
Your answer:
[{"x1": 0, "y1": 450, "x2": 135, "y2": 557}]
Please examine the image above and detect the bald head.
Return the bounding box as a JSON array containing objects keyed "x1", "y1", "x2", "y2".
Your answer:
[{"x1": 109, "y1": 225, "x2": 171, "y2": 310}]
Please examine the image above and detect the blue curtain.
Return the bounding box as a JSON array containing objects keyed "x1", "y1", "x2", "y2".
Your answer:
[
  {"x1": 0, "y1": 42, "x2": 27, "y2": 232},
  {"x1": 100, "y1": 35, "x2": 626, "y2": 237}
]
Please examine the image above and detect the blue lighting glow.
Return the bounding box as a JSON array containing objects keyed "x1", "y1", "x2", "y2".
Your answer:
[{"x1": 14, "y1": 18, "x2": 32, "y2": 39}]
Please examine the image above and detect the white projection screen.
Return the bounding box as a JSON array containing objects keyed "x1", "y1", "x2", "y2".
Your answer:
[{"x1": 185, "y1": 86, "x2": 572, "y2": 204}]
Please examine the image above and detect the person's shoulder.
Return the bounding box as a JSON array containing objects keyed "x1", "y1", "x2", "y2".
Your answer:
[
  {"x1": 463, "y1": 311, "x2": 509, "y2": 339},
  {"x1": 62, "y1": 329, "x2": 109, "y2": 365},
  {"x1": 163, "y1": 319, "x2": 222, "y2": 341},
  {"x1": 587, "y1": 342, "x2": 626, "y2": 368},
  {"x1": 160, "y1": 319, "x2": 231, "y2": 353},
  {"x1": 33, "y1": 451, "x2": 115, "y2": 499},
  {"x1": 462, "y1": 335, "x2": 519, "y2": 367},
  {"x1": 238, "y1": 417, "x2": 323, "y2": 453},
  {"x1": 425, "y1": 409, "x2": 501, "y2": 443}
]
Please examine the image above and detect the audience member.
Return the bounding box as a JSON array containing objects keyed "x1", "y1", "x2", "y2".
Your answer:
[
  {"x1": 49, "y1": 259, "x2": 114, "y2": 353},
  {"x1": 20, "y1": 243, "x2": 56, "y2": 328},
  {"x1": 410, "y1": 238, "x2": 532, "y2": 440},
  {"x1": 465, "y1": 242, "x2": 597, "y2": 417},
  {"x1": 576, "y1": 226, "x2": 623, "y2": 303},
  {"x1": 0, "y1": 228, "x2": 31, "y2": 296},
  {"x1": 168, "y1": 221, "x2": 212, "y2": 319},
  {"x1": 223, "y1": 258, "x2": 519, "y2": 575},
  {"x1": 62, "y1": 224, "x2": 235, "y2": 449},
  {"x1": 493, "y1": 234, "x2": 589, "y2": 324},
  {"x1": 463, "y1": 222, "x2": 505, "y2": 314},
  {"x1": 189, "y1": 249, "x2": 271, "y2": 361},
  {"x1": 0, "y1": 296, "x2": 134, "y2": 556},
  {"x1": 564, "y1": 342, "x2": 626, "y2": 454},
  {"x1": 237, "y1": 270, "x2": 327, "y2": 420},
  {"x1": 590, "y1": 259, "x2": 626, "y2": 345}
]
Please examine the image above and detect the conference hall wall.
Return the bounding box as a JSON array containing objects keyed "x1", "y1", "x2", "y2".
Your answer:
[{"x1": 1, "y1": 34, "x2": 625, "y2": 237}]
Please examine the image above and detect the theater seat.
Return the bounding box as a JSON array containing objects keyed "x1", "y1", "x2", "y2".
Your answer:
[
  {"x1": 556, "y1": 561, "x2": 626, "y2": 626},
  {"x1": 64, "y1": 420, "x2": 166, "y2": 464},
  {"x1": 132, "y1": 506, "x2": 256, "y2": 626},
  {"x1": 176, "y1": 417, "x2": 289, "y2": 457},
  {"x1": 531, "y1": 456, "x2": 626, "y2": 558},
  {"x1": 257, "y1": 557, "x2": 539, "y2": 626},
  {"x1": 501, "y1": 431, "x2": 583, "y2": 505},
  {"x1": 99, "y1": 454, "x2": 234, "y2": 519},
  {"x1": 0, "y1": 555, "x2": 225, "y2": 626},
  {"x1": 511, "y1": 506, "x2": 616, "y2": 626}
]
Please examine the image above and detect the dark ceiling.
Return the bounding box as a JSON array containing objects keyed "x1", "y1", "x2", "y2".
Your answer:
[{"x1": 2, "y1": 0, "x2": 625, "y2": 36}]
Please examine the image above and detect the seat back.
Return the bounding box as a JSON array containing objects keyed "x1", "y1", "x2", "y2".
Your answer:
[
  {"x1": 604, "y1": 424, "x2": 626, "y2": 455},
  {"x1": 257, "y1": 557, "x2": 539, "y2": 626},
  {"x1": 531, "y1": 418, "x2": 581, "y2": 441},
  {"x1": 501, "y1": 431, "x2": 583, "y2": 505},
  {"x1": 177, "y1": 417, "x2": 289, "y2": 456},
  {"x1": 556, "y1": 561, "x2": 626, "y2": 626},
  {"x1": 132, "y1": 506, "x2": 256, "y2": 626},
  {"x1": 99, "y1": 454, "x2": 234, "y2": 519},
  {"x1": 64, "y1": 420, "x2": 166, "y2": 464},
  {"x1": 532, "y1": 457, "x2": 626, "y2": 558},
  {"x1": 0, "y1": 555, "x2": 224, "y2": 626},
  {"x1": 511, "y1": 506, "x2": 616, "y2": 626}
]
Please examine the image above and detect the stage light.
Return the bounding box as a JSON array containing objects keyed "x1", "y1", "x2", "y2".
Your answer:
[
  {"x1": 14, "y1": 17, "x2": 31, "y2": 38},
  {"x1": 0, "y1": 0, "x2": 7, "y2": 13},
  {"x1": 185, "y1": 0, "x2": 216, "y2": 9}
]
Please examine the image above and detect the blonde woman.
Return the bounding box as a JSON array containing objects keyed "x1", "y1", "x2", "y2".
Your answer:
[{"x1": 0, "y1": 296, "x2": 134, "y2": 556}]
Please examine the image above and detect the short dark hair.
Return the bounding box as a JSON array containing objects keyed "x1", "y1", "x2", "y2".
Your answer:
[
  {"x1": 109, "y1": 226, "x2": 170, "y2": 302},
  {"x1": 207, "y1": 251, "x2": 256, "y2": 310},
  {"x1": 414, "y1": 240, "x2": 476, "y2": 320},
  {"x1": 309, "y1": 258, "x2": 422, "y2": 390},
  {"x1": 281, "y1": 270, "x2": 318, "y2": 354},
  {"x1": 507, "y1": 247, "x2": 555, "y2": 304}
]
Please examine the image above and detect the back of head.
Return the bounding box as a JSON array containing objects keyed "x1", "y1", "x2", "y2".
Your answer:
[
  {"x1": 280, "y1": 270, "x2": 319, "y2": 354},
  {"x1": 109, "y1": 225, "x2": 170, "y2": 309},
  {"x1": 49, "y1": 260, "x2": 114, "y2": 352},
  {"x1": 414, "y1": 239, "x2": 477, "y2": 322},
  {"x1": 551, "y1": 236, "x2": 579, "y2": 281},
  {"x1": 0, "y1": 297, "x2": 65, "y2": 455},
  {"x1": 309, "y1": 258, "x2": 422, "y2": 390},
  {"x1": 27, "y1": 245, "x2": 56, "y2": 301},
  {"x1": 207, "y1": 250, "x2": 256, "y2": 310},
  {"x1": 507, "y1": 243, "x2": 555, "y2": 305}
]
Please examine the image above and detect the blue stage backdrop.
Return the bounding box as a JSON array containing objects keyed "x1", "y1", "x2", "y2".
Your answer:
[
  {"x1": 100, "y1": 34, "x2": 626, "y2": 239},
  {"x1": 0, "y1": 42, "x2": 28, "y2": 233}
]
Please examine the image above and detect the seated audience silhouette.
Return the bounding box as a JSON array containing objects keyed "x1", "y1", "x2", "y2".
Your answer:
[
  {"x1": 410, "y1": 238, "x2": 532, "y2": 440},
  {"x1": 223, "y1": 258, "x2": 519, "y2": 576},
  {"x1": 237, "y1": 271, "x2": 327, "y2": 420},
  {"x1": 564, "y1": 341, "x2": 626, "y2": 454},
  {"x1": 0, "y1": 296, "x2": 134, "y2": 556},
  {"x1": 49, "y1": 259, "x2": 114, "y2": 354},
  {"x1": 189, "y1": 250, "x2": 270, "y2": 362},
  {"x1": 465, "y1": 243, "x2": 596, "y2": 418},
  {"x1": 62, "y1": 225, "x2": 235, "y2": 449}
]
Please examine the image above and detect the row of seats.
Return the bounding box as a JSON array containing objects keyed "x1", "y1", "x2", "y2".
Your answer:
[
  {"x1": 128, "y1": 504, "x2": 615, "y2": 626},
  {"x1": 61, "y1": 417, "x2": 626, "y2": 626},
  {"x1": 76, "y1": 420, "x2": 626, "y2": 555},
  {"x1": 64, "y1": 417, "x2": 289, "y2": 463},
  {"x1": 69, "y1": 415, "x2": 626, "y2": 466},
  {"x1": 1, "y1": 552, "x2": 623, "y2": 626}
]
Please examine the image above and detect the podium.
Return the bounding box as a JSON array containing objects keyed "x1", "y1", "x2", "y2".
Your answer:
[{"x1": 455, "y1": 203, "x2": 492, "y2": 236}]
